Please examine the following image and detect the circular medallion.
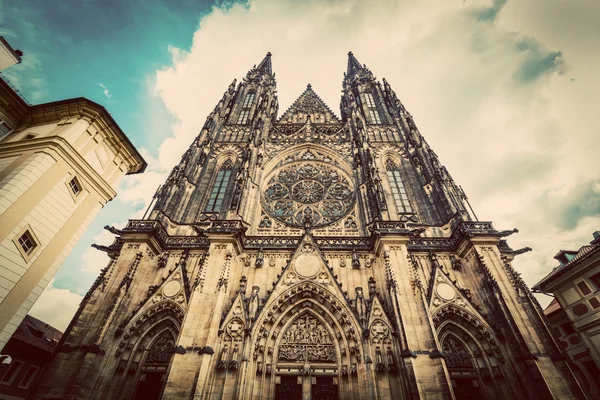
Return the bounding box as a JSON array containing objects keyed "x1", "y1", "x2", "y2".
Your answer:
[
  {"x1": 294, "y1": 253, "x2": 321, "y2": 277},
  {"x1": 291, "y1": 180, "x2": 325, "y2": 203},
  {"x1": 163, "y1": 280, "x2": 182, "y2": 297},
  {"x1": 262, "y1": 159, "x2": 355, "y2": 228},
  {"x1": 436, "y1": 283, "x2": 455, "y2": 301}
]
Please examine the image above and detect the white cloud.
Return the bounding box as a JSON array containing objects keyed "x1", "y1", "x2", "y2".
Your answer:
[
  {"x1": 29, "y1": 280, "x2": 83, "y2": 332},
  {"x1": 99, "y1": 83, "x2": 112, "y2": 98},
  {"x1": 51, "y1": 0, "x2": 597, "y2": 320},
  {"x1": 143, "y1": 0, "x2": 599, "y2": 303}
]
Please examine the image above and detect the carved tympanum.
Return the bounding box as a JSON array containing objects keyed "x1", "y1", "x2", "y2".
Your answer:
[
  {"x1": 278, "y1": 313, "x2": 336, "y2": 362},
  {"x1": 442, "y1": 336, "x2": 473, "y2": 369}
]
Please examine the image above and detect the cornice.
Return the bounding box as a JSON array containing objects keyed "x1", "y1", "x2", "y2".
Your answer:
[
  {"x1": 109, "y1": 219, "x2": 516, "y2": 255},
  {"x1": 0, "y1": 136, "x2": 117, "y2": 202},
  {"x1": 26, "y1": 97, "x2": 146, "y2": 173}
]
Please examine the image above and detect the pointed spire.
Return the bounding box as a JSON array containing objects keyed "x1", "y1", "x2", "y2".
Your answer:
[
  {"x1": 347, "y1": 51, "x2": 364, "y2": 77},
  {"x1": 256, "y1": 52, "x2": 273, "y2": 75}
]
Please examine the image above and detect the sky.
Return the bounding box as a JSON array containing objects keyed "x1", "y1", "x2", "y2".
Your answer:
[{"x1": 1, "y1": 0, "x2": 599, "y2": 330}]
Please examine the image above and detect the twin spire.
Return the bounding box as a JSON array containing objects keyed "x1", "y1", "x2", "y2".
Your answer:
[
  {"x1": 249, "y1": 51, "x2": 367, "y2": 123},
  {"x1": 250, "y1": 51, "x2": 365, "y2": 79},
  {"x1": 256, "y1": 51, "x2": 272, "y2": 75},
  {"x1": 346, "y1": 51, "x2": 365, "y2": 77}
]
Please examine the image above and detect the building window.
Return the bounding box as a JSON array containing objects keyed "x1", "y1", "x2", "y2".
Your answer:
[
  {"x1": 18, "y1": 231, "x2": 36, "y2": 254},
  {"x1": 364, "y1": 93, "x2": 376, "y2": 108},
  {"x1": 69, "y1": 177, "x2": 82, "y2": 195},
  {"x1": 589, "y1": 272, "x2": 600, "y2": 290},
  {"x1": 242, "y1": 92, "x2": 255, "y2": 108},
  {"x1": 18, "y1": 365, "x2": 39, "y2": 389},
  {"x1": 577, "y1": 281, "x2": 592, "y2": 296},
  {"x1": 237, "y1": 92, "x2": 255, "y2": 124},
  {"x1": 1, "y1": 359, "x2": 23, "y2": 385},
  {"x1": 66, "y1": 175, "x2": 84, "y2": 202},
  {"x1": 561, "y1": 322, "x2": 575, "y2": 335},
  {"x1": 364, "y1": 93, "x2": 382, "y2": 124},
  {"x1": 13, "y1": 225, "x2": 41, "y2": 262},
  {"x1": 369, "y1": 109, "x2": 382, "y2": 124},
  {"x1": 205, "y1": 160, "x2": 233, "y2": 213},
  {"x1": 0, "y1": 118, "x2": 12, "y2": 141},
  {"x1": 237, "y1": 110, "x2": 250, "y2": 125},
  {"x1": 385, "y1": 160, "x2": 412, "y2": 214}
]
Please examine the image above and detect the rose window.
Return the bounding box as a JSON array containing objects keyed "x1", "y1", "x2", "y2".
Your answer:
[{"x1": 263, "y1": 161, "x2": 354, "y2": 228}]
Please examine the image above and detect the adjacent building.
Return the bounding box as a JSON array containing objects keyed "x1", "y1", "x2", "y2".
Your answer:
[
  {"x1": 0, "y1": 315, "x2": 62, "y2": 400},
  {"x1": 0, "y1": 36, "x2": 147, "y2": 350},
  {"x1": 0, "y1": 36, "x2": 22, "y2": 72},
  {"x1": 33, "y1": 53, "x2": 584, "y2": 399},
  {"x1": 534, "y1": 232, "x2": 600, "y2": 398}
]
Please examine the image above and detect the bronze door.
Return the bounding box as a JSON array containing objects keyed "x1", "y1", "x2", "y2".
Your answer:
[
  {"x1": 275, "y1": 376, "x2": 302, "y2": 400},
  {"x1": 312, "y1": 376, "x2": 338, "y2": 400}
]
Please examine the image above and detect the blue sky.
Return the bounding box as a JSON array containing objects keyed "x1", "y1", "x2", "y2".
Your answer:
[
  {"x1": 2, "y1": 0, "x2": 599, "y2": 329},
  {"x1": 1, "y1": 0, "x2": 228, "y2": 295}
]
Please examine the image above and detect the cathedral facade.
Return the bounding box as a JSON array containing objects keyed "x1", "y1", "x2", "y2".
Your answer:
[{"x1": 34, "y1": 53, "x2": 585, "y2": 399}]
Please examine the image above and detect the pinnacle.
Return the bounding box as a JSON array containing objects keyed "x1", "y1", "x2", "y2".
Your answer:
[
  {"x1": 255, "y1": 52, "x2": 273, "y2": 75},
  {"x1": 347, "y1": 51, "x2": 363, "y2": 77}
]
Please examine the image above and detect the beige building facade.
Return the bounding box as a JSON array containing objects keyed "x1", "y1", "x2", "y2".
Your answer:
[
  {"x1": 535, "y1": 232, "x2": 600, "y2": 399},
  {"x1": 0, "y1": 74, "x2": 146, "y2": 350},
  {"x1": 34, "y1": 53, "x2": 585, "y2": 399},
  {"x1": 0, "y1": 36, "x2": 22, "y2": 72}
]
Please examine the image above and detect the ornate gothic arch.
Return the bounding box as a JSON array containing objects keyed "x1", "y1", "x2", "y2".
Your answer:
[
  {"x1": 250, "y1": 280, "x2": 365, "y2": 376},
  {"x1": 433, "y1": 305, "x2": 521, "y2": 399},
  {"x1": 115, "y1": 300, "x2": 185, "y2": 360},
  {"x1": 263, "y1": 143, "x2": 354, "y2": 176}
]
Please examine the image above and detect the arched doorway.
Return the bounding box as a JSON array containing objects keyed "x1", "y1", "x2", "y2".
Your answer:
[
  {"x1": 248, "y1": 281, "x2": 364, "y2": 399},
  {"x1": 132, "y1": 331, "x2": 175, "y2": 400},
  {"x1": 442, "y1": 334, "x2": 483, "y2": 400}
]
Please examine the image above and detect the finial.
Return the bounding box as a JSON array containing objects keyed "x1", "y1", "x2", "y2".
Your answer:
[
  {"x1": 266, "y1": 51, "x2": 272, "y2": 57},
  {"x1": 307, "y1": 83, "x2": 312, "y2": 89},
  {"x1": 348, "y1": 51, "x2": 353, "y2": 56}
]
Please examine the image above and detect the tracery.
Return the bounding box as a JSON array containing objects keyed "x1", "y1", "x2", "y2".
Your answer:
[{"x1": 263, "y1": 159, "x2": 354, "y2": 228}]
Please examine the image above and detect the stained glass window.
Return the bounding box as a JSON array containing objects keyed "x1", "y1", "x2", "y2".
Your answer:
[
  {"x1": 364, "y1": 93, "x2": 382, "y2": 124},
  {"x1": 237, "y1": 92, "x2": 255, "y2": 124},
  {"x1": 205, "y1": 160, "x2": 233, "y2": 212},
  {"x1": 386, "y1": 160, "x2": 412, "y2": 214}
]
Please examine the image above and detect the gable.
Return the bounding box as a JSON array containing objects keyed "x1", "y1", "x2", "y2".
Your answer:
[{"x1": 279, "y1": 84, "x2": 340, "y2": 124}]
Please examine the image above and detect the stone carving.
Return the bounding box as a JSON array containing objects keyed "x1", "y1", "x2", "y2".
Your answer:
[
  {"x1": 249, "y1": 286, "x2": 260, "y2": 322},
  {"x1": 370, "y1": 321, "x2": 391, "y2": 345},
  {"x1": 356, "y1": 287, "x2": 367, "y2": 330},
  {"x1": 351, "y1": 248, "x2": 360, "y2": 269},
  {"x1": 255, "y1": 248, "x2": 264, "y2": 268},
  {"x1": 262, "y1": 161, "x2": 354, "y2": 228},
  {"x1": 157, "y1": 252, "x2": 169, "y2": 268},
  {"x1": 278, "y1": 313, "x2": 335, "y2": 362},
  {"x1": 145, "y1": 332, "x2": 174, "y2": 363},
  {"x1": 225, "y1": 318, "x2": 245, "y2": 342},
  {"x1": 443, "y1": 336, "x2": 473, "y2": 369}
]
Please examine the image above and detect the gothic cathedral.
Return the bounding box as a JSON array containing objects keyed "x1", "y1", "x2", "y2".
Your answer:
[{"x1": 34, "y1": 53, "x2": 585, "y2": 399}]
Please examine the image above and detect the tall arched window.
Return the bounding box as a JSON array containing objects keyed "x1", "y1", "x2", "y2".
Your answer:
[
  {"x1": 385, "y1": 159, "x2": 412, "y2": 214},
  {"x1": 237, "y1": 91, "x2": 255, "y2": 124},
  {"x1": 205, "y1": 160, "x2": 233, "y2": 213},
  {"x1": 364, "y1": 92, "x2": 382, "y2": 124}
]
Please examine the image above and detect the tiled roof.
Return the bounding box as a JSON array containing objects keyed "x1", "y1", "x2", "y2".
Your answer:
[
  {"x1": 543, "y1": 298, "x2": 562, "y2": 317},
  {"x1": 10, "y1": 315, "x2": 62, "y2": 353},
  {"x1": 533, "y1": 244, "x2": 600, "y2": 291}
]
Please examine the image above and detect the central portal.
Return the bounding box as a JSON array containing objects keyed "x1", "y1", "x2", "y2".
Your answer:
[{"x1": 275, "y1": 375, "x2": 338, "y2": 400}]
